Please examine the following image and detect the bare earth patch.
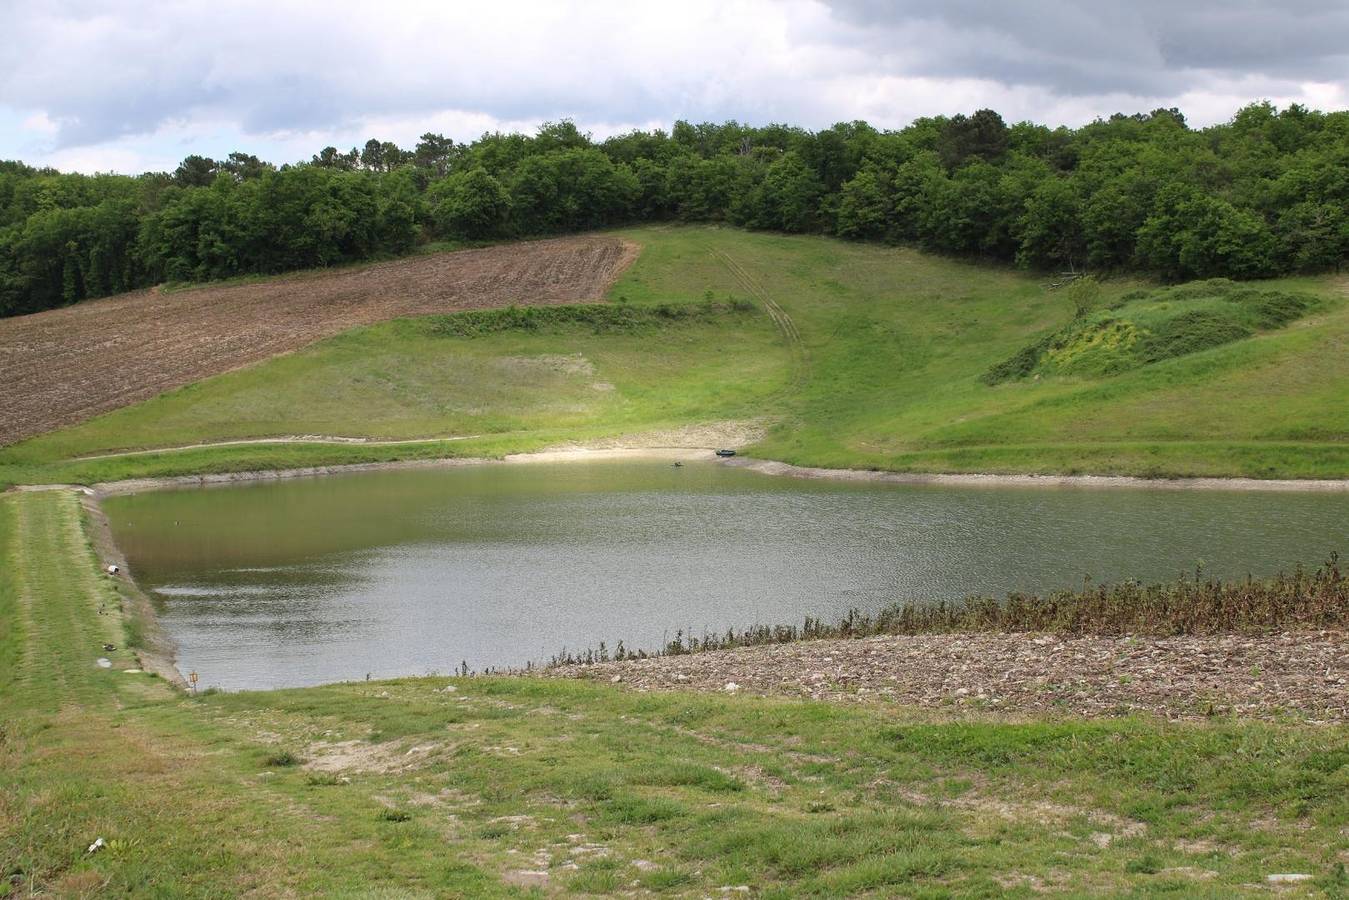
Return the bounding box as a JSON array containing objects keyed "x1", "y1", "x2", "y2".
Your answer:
[
  {"x1": 0, "y1": 235, "x2": 637, "y2": 445},
  {"x1": 550, "y1": 419, "x2": 769, "y2": 451},
  {"x1": 548, "y1": 630, "x2": 1349, "y2": 721},
  {"x1": 303, "y1": 738, "x2": 447, "y2": 774}
]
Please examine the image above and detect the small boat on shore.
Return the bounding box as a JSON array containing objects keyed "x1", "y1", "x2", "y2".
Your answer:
[{"x1": 714, "y1": 449, "x2": 737, "y2": 457}]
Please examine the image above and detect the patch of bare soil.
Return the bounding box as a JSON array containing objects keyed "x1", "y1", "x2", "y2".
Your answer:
[
  {"x1": 0, "y1": 236, "x2": 638, "y2": 446},
  {"x1": 548, "y1": 630, "x2": 1349, "y2": 721},
  {"x1": 548, "y1": 419, "x2": 769, "y2": 451},
  {"x1": 303, "y1": 738, "x2": 447, "y2": 774}
]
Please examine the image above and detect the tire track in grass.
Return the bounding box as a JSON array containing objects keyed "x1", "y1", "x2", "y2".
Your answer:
[
  {"x1": 711, "y1": 248, "x2": 810, "y2": 386},
  {"x1": 9, "y1": 492, "x2": 115, "y2": 704}
]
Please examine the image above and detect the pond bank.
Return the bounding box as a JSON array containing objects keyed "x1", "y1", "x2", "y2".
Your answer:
[
  {"x1": 9, "y1": 444, "x2": 1344, "y2": 495},
  {"x1": 548, "y1": 629, "x2": 1349, "y2": 722},
  {"x1": 725, "y1": 456, "x2": 1349, "y2": 493}
]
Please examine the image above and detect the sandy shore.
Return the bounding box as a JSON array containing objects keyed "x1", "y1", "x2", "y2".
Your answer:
[{"x1": 85, "y1": 447, "x2": 713, "y2": 496}]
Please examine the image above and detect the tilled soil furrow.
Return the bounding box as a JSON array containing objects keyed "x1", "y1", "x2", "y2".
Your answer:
[{"x1": 0, "y1": 236, "x2": 637, "y2": 446}]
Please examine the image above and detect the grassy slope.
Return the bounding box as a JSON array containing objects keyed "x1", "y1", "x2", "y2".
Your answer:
[
  {"x1": 3, "y1": 490, "x2": 1346, "y2": 896},
  {"x1": 2, "y1": 225, "x2": 1346, "y2": 485}
]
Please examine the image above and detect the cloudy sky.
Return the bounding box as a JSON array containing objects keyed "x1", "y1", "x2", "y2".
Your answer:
[{"x1": 2, "y1": 0, "x2": 1347, "y2": 174}]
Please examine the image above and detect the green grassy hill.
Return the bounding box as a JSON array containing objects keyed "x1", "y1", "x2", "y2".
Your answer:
[{"x1": 3, "y1": 225, "x2": 1346, "y2": 485}]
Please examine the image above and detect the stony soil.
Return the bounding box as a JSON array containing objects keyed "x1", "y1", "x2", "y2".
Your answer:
[
  {"x1": 549, "y1": 630, "x2": 1349, "y2": 721},
  {"x1": 0, "y1": 236, "x2": 638, "y2": 446}
]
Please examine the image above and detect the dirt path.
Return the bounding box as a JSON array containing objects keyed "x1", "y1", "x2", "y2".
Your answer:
[
  {"x1": 711, "y1": 248, "x2": 809, "y2": 383},
  {"x1": 72, "y1": 433, "x2": 482, "y2": 461},
  {"x1": 0, "y1": 236, "x2": 639, "y2": 447},
  {"x1": 549, "y1": 630, "x2": 1349, "y2": 722}
]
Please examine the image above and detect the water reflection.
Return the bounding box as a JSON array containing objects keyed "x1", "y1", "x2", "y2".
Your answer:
[{"x1": 105, "y1": 460, "x2": 1348, "y2": 690}]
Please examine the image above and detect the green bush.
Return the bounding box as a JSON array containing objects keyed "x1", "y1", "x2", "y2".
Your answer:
[
  {"x1": 982, "y1": 281, "x2": 1317, "y2": 384},
  {"x1": 424, "y1": 299, "x2": 755, "y2": 338}
]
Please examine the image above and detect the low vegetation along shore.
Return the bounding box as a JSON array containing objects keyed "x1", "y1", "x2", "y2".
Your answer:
[
  {"x1": 548, "y1": 560, "x2": 1349, "y2": 721},
  {"x1": 3, "y1": 488, "x2": 1348, "y2": 895}
]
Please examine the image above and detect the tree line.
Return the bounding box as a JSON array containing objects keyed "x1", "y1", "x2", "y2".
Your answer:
[{"x1": 2, "y1": 102, "x2": 1346, "y2": 317}]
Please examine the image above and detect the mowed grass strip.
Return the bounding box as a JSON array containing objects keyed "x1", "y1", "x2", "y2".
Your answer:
[
  {"x1": 2, "y1": 225, "x2": 1346, "y2": 487},
  {"x1": 1, "y1": 490, "x2": 1347, "y2": 895}
]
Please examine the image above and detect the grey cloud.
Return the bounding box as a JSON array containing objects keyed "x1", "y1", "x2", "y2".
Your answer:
[
  {"x1": 824, "y1": 0, "x2": 1349, "y2": 96},
  {"x1": 1, "y1": 0, "x2": 1346, "y2": 158}
]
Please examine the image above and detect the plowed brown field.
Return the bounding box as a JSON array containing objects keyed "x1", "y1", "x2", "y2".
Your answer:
[{"x1": 0, "y1": 236, "x2": 638, "y2": 446}]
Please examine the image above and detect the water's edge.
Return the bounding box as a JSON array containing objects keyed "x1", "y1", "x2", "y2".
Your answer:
[
  {"x1": 55, "y1": 445, "x2": 1349, "y2": 496},
  {"x1": 69, "y1": 445, "x2": 1349, "y2": 691},
  {"x1": 79, "y1": 491, "x2": 186, "y2": 689}
]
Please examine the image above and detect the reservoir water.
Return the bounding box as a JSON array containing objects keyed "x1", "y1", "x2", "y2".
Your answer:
[{"x1": 104, "y1": 459, "x2": 1348, "y2": 690}]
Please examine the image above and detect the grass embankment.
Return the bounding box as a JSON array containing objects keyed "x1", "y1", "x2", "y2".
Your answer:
[
  {"x1": 2, "y1": 225, "x2": 1347, "y2": 487},
  {"x1": 2, "y1": 490, "x2": 1347, "y2": 896}
]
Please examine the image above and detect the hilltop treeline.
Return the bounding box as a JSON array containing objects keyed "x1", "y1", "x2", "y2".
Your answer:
[{"x1": 2, "y1": 102, "x2": 1347, "y2": 317}]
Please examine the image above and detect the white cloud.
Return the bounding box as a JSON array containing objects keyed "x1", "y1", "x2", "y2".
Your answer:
[{"x1": 0, "y1": 0, "x2": 1344, "y2": 173}]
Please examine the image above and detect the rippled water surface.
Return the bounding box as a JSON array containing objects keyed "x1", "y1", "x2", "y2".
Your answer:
[{"x1": 104, "y1": 460, "x2": 1348, "y2": 690}]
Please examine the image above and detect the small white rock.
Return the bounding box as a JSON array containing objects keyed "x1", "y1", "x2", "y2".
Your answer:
[
  {"x1": 96, "y1": 657, "x2": 112, "y2": 669},
  {"x1": 86, "y1": 837, "x2": 106, "y2": 855},
  {"x1": 610, "y1": 674, "x2": 622, "y2": 683},
  {"x1": 723, "y1": 682, "x2": 740, "y2": 693},
  {"x1": 106, "y1": 564, "x2": 120, "y2": 575},
  {"x1": 1266, "y1": 874, "x2": 1313, "y2": 884}
]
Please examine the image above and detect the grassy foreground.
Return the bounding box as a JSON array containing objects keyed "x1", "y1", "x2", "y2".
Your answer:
[
  {"x1": 2, "y1": 226, "x2": 1347, "y2": 486},
  {"x1": 2, "y1": 490, "x2": 1347, "y2": 896}
]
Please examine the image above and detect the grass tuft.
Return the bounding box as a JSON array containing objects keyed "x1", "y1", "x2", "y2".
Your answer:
[{"x1": 262, "y1": 750, "x2": 301, "y2": 768}]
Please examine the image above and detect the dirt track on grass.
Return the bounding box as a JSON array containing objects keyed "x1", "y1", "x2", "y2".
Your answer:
[{"x1": 0, "y1": 236, "x2": 638, "y2": 447}]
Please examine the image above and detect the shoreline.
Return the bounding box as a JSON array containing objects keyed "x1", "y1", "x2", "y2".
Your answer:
[
  {"x1": 60, "y1": 447, "x2": 1348, "y2": 699},
  {"x1": 44, "y1": 444, "x2": 1349, "y2": 495},
  {"x1": 78, "y1": 491, "x2": 186, "y2": 688},
  {"x1": 548, "y1": 629, "x2": 1349, "y2": 722},
  {"x1": 724, "y1": 456, "x2": 1349, "y2": 493}
]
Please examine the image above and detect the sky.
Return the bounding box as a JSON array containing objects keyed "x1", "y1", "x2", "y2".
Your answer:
[{"x1": 1, "y1": 0, "x2": 1347, "y2": 174}]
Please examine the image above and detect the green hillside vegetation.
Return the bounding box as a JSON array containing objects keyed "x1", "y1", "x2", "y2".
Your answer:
[
  {"x1": 3, "y1": 491, "x2": 1346, "y2": 896},
  {"x1": 983, "y1": 279, "x2": 1321, "y2": 383},
  {"x1": 2, "y1": 226, "x2": 1346, "y2": 487},
  {"x1": 4, "y1": 102, "x2": 1347, "y2": 318}
]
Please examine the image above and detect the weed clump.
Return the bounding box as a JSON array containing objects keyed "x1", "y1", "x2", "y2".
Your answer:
[
  {"x1": 982, "y1": 280, "x2": 1317, "y2": 384},
  {"x1": 263, "y1": 750, "x2": 301, "y2": 768},
  {"x1": 551, "y1": 556, "x2": 1347, "y2": 666},
  {"x1": 425, "y1": 298, "x2": 756, "y2": 338}
]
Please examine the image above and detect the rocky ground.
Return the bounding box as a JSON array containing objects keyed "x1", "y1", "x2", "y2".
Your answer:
[{"x1": 549, "y1": 630, "x2": 1349, "y2": 721}]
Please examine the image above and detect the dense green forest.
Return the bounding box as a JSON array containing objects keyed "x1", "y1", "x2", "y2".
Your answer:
[{"x1": 1, "y1": 102, "x2": 1346, "y2": 317}]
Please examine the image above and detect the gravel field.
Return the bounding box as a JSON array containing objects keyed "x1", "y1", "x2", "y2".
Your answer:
[{"x1": 550, "y1": 630, "x2": 1349, "y2": 721}]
